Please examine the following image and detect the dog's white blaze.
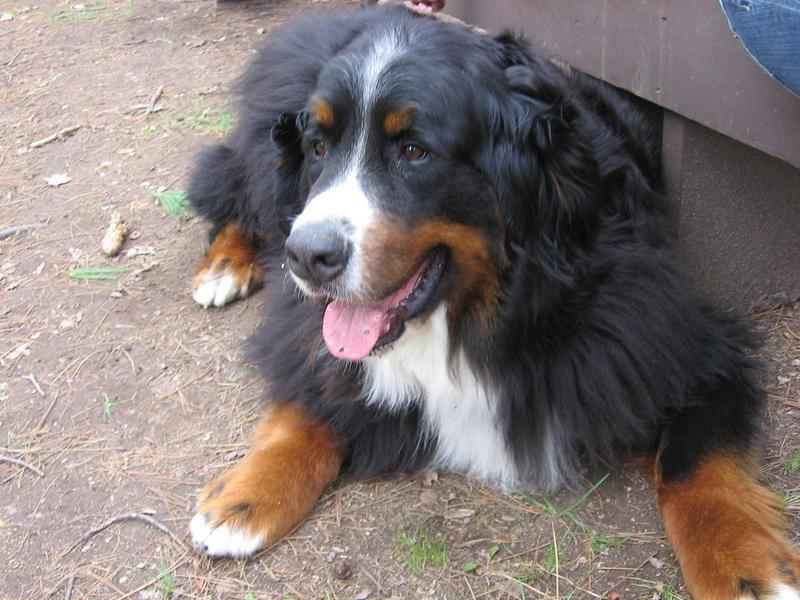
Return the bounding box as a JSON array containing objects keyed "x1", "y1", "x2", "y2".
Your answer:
[
  {"x1": 354, "y1": 30, "x2": 405, "y2": 131},
  {"x1": 363, "y1": 306, "x2": 520, "y2": 487},
  {"x1": 346, "y1": 30, "x2": 406, "y2": 189},
  {"x1": 289, "y1": 31, "x2": 407, "y2": 293},
  {"x1": 291, "y1": 174, "x2": 373, "y2": 233},
  {"x1": 290, "y1": 174, "x2": 373, "y2": 295}
]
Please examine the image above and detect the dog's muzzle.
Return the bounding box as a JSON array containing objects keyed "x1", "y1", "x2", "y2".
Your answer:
[{"x1": 285, "y1": 223, "x2": 353, "y2": 287}]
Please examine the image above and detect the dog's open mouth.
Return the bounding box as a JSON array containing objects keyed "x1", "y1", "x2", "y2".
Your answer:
[{"x1": 322, "y1": 249, "x2": 447, "y2": 360}]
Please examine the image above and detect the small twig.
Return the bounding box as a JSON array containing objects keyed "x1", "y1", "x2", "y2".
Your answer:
[
  {"x1": 64, "y1": 512, "x2": 184, "y2": 556},
  {"x1": 22, "y1": 372, "x2": 45, "y2": 397},
  {"x1": 488, "y1": 572, "x2": 549, "y2": 598},
  {"x1": 121, "y1": 348, "x2": 136, "y2": 375},
  {"x1": 0, "y1": 222, "x2": 47, "y2": 240},
  {"x1": 0, "y1": 454, "x2": 44, "y2": 477},
  {"x1": 2, "y1": 48, "x2": 22, "y2": 66},
  {"x1": 606, "y1": 553, "x2": 660, "y2": 589},
  {"x1": 34, "y1": 391, "x2": 60, "y2": 433},
  {"x1": 64, "y1": 575, "x2": 75, "y2": 600},
  {"x1": 162, "y1": 166, "x2": 191, "y2": 192},
  {"x1": 145, "y1": 85, "x2": 164, "y2": 115},
  {"x1": 780, "y1": 397, "x2": 800, "y2": 410},
  {"x1": 464, "y1": 574, "x2": 478, "y2": 600},
  {"x1": 158, "y1": 368, "x2": 213, "y2": 400},
  {"x1": 29, "y1": 125, "x2": 81, "y2": 149},
  {"x1": 784, "y1": 324, "x2": 800, "y2": 343},
  {"x1": 42, "y1": 574, "x2": 73, "y2": 599},
  {"x1": 126, "y1": 104, "x2": 165, "y2": 114}
]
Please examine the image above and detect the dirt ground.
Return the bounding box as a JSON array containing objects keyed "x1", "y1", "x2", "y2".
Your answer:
[{"x1": 1, "y1": 1, "x2": 799, "y2": 598}]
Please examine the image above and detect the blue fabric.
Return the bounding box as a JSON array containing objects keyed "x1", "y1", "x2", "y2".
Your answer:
[{"x1": 720, "y1": 0, "x2": 800, "y2": 97}]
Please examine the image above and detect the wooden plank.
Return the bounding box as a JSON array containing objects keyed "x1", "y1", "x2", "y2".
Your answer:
[
  {"x1": 445, "y1": 0, "x2": 800, "y2": 169},
  {"x1": 661, "y1": 110, "x2": 686, "y2": 232}
]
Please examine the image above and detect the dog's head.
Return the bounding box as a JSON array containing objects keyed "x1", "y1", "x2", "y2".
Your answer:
[{"x1": 273, "y1": 9, "x2": 604, "y2": 361}]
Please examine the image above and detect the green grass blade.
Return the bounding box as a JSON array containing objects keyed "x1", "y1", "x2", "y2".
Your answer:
[
  {"x1": 211, "y1": 111, "x2": 235, "y2": 135},
  {"x1": 156, "y1": 189, "x2": 188, "y2": 216},
  {"x1": 69, "y1": 266, "x2": 126, "y2": 280},
  {"x1": 564, "y1": 472, "x2": 610, "y2": 513}
]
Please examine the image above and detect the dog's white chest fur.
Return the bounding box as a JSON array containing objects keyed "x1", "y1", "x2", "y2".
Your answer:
[{"x1": 363, "y1": 306, "x2": 519, "y2": 486}]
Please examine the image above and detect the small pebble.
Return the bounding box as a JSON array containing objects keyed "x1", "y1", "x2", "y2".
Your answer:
[{"x1": 333, "y1": 561, "x2": 352, "y2": 580}]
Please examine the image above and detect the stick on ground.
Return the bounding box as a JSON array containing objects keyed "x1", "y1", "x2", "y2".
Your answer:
[
  {"x1": 145, "y1": 85, "x2": 164, "y2": 115},
  {"x1": 0, "y1": 222, "x2": 47, "y2": 240},
  {"x1": 64, "y1": 512, "x2": 185, "y2": 556},
  {"x1": 64, "y1": 575, "x2": 75, "y2": 600},
  {"x1": 22, "y1": 372, "x2": 45, "y2": 397},
  {"x1": 29, "y1": 125, "x2": 81, "y2": 149},
  {"x1": 0, "y1": 455, "x2": 44, "y2": 477}
]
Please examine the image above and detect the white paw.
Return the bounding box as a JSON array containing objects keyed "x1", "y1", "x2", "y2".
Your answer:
[
  {"x1": 762, "y1": 583, "x2": 800, "y2": 600},
  {"x1": 189, "y1": 511, "x2": 264, "y2": 559},
  {"x1": 192, "y1": 270, "x2": 249, "y2": 308}
]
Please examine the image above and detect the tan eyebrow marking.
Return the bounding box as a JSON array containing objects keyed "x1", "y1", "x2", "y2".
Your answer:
[
  {"x1": 383, "y1": 106, "x2": 415, "y2": 136},
  {"x1": 311, "y1": 97, "x2": 335, "y2": 128}
]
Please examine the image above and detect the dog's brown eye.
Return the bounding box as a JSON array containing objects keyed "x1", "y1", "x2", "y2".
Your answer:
[
  {"x1": 313, "y1": 141, "x2": 327, "y2": 158},
  {"x1": 401, "y1": 144, "x2": 427, "y2": 161}
]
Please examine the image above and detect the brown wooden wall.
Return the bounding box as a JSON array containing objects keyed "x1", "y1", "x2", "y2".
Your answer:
[{"x1": 446, "y1": 0, "x2": 800, "y2": 170}]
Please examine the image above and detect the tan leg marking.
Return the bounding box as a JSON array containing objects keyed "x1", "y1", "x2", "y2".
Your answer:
[
  {"x1": 656, "y1": 452, "x2": 800, "y2": 599},
  {"x1": 193, "y1": 223, "x2": 264, "y2": 308},
  {"x1": 190, "y1": 404, "x2": 343, "y2": 558}
]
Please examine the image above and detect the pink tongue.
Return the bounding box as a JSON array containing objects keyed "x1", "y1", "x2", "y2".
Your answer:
[
  {"x1": 323, "y1": 300, "x2": 394, "y2": 361},
  {"x1": 322, "y1": 261, "x2": 427, "y2": 361}
]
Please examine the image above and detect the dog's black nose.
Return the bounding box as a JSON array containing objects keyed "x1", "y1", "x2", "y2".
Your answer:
[{"x1": 285, "y1": 225, "x2": 352, "y2": 285}]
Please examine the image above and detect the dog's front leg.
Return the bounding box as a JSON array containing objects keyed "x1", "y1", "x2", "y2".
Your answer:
[
  {"x1": 192, "y1": 222, "x2": 264, "y2": 309},
  {"x1": 190, "y1": 403, "x2": 343, "y2": 558},
  {"x1": 655, "y1": 448, "x2": 800, "y2": 599}
]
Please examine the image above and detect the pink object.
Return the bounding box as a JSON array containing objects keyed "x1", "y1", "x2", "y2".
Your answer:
[{"x1": 322, "y1": 260, "x2": 428, "y2": 360}]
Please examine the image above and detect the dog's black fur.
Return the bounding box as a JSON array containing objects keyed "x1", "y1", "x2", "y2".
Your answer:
[{"x1": 190, "y1": 6, "x2": 761, "y2": 493}]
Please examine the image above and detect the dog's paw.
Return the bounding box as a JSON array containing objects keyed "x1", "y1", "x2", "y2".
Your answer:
[
  {"x1": 189, "y1": 466, "x2": 276, "y2": 559},
  {"x1": 189, "y1": 510, "x2": 264, "y2": 559},
  {"x1": 190, "y1": 405, "x2": 343, "y2": 559},
  {"x1": 760, "y1": 583, "x2": 800, "y2": 600},
  {"x1": 658, "y1": 454, "x2": 800, "y2": 600},
  {"x1": 193, "y1": 266, "x2": 259, "y2": 308},
  {"x1": 192, "y1": 223, "x2": 263, "y2": 308}
]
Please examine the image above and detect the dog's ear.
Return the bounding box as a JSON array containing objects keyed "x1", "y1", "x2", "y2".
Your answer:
[
  {"x1": 270, "y1": 111, "x2": 308, "y2": 235},
  {"x1": 485, "y1": 45, "x2": 601, "y2": 283},
  {"x1": 505, "y1": 63, "x2": 599, "y2": 231},
  {"x1": 271, "y1": 111, "x2": 307, "y2": 152}
]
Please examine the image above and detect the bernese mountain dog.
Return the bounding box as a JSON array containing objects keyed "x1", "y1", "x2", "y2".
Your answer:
[{"x1": 186, "y1": 5, "x2": 800, "y2": 598}]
